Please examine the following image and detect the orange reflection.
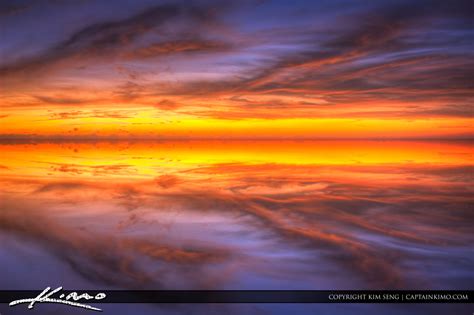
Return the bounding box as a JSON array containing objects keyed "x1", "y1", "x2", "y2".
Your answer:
[
  {"x1": 0, "y1": 140, "x2": 472, "y2": 181},
  {"x1": 0, "y1": 140, "x2": 472, "y2": 290}
]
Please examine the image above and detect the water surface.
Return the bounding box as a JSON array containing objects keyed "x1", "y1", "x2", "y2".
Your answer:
[{"x1": 0, "y1": 140, "x2": 472, "y2": 313}]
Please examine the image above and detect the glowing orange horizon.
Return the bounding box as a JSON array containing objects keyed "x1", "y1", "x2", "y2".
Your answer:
[
  {"x1": 1, "y1": 140, "x2": 471, "y2": 181},
  {"x1": 1, "y1": 106, "x2": 472, "y2": 139}
]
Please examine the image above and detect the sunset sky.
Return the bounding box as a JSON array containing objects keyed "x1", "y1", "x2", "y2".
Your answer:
[
  {"x1": 0, "y1": 3, "x2": 473, "y2": 313},
  {"x1": 0, "y1": 0, "x2": 472, "y2": 139}
]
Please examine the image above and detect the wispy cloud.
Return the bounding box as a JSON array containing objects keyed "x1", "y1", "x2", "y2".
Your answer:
[{"x1": 0, "y1": 0, "x2": 472, "y2": 137}]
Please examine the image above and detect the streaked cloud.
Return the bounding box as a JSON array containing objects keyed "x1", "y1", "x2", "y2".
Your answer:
[{"x1": 0, "y1": 0, "x2": 472, "y2": 138}]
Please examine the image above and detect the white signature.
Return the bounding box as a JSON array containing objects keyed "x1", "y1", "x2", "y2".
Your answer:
[{"x1": 9, "y1": 286, "x2": 106, "y2": 312}]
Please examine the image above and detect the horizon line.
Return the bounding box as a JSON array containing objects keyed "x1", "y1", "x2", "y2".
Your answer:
[{"x1": 0, "y1": 136, "x2": 472, "y2": 143}]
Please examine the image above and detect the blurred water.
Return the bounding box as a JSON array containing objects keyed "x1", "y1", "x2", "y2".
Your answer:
[{"x1": 0, "y1": 140, "x2": 472, "y2": 314}]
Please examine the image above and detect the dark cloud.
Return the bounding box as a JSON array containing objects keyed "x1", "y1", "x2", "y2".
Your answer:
[
  {"x1": 113, "y1": 81, "x2": 146, "y2": 101},
  {"x1": 0, "y1": 3, "x2": 226, "y2": 77},
  {"x1": 125, "y1": 39, "x2": 231, "y2": 59},
  {"x1": 37, "y1": 110, "x2": 137, "y2": 121},
  {"x1": 34, "y1": 95, "x2": 91, "y2": 105},
  {"x1": 0, "y1": 2, "x2": 33, "y2": 18},
  {"x1": 36, "y1": 162, "x2": 137, "y2": 176},
  {"x1": 412, "y1": 104, "x2": 473, "y2": 118},
  {"x1": 35, "y1": 181, "x2": 93, "y2": 192},
  {"x1": 154, "y1": 99, "x2": 181, "y2": 110},
  {"x1": 155, "y1": 174, "x2": 181, "y2": 189}
]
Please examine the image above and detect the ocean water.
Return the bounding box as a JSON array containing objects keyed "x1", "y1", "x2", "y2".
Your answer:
[{"x1": 0, "y1": 140, "x2": 472, "y2": 314}]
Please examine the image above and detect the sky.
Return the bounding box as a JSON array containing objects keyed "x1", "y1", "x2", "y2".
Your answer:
[{"x1": 0, "y1": 0, "x2": 473, "y2": 139}]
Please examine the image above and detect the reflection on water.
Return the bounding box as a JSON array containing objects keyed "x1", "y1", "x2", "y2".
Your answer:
[{"x1": 0, "y1": 141, "x2": 473, "y2": 312}]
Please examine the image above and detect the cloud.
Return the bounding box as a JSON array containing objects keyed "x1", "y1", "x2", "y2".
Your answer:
[
  {"x1": 135, "y1": 0, "x2": 473, "y2": 120},
  {"x1": 50, "y1": 163, "x2": 136, "y2": 176},
  {"x1": 154, "y1": 99, "x2": 181, "y2": 110},
  {"x1": 47, "y1": 110, "x2": 136, "y2": 120},
  {"x1": 0, "y1": 2, "x2": 33, "y2": 18},
  {"x1": 113, "y1": 81, "x2": 147, "y2": 102},
  {"x1": 0, "y1": 0, "x2": 472, "y2": 130},
  {"x1": 125, "y1": 39, "x2": 231, "y2": 59},
  {"x1": 35, "y1": 181, "x2": 93, "y2": 192},
  {"x1": 155, "y1": 174, "x2": 181, "y2": 189},
  {"x1": 0, "y1": 3, "x2": 225, "y2": 78},
  {"x1": 412, "y1": 104, "x2": 473, "y2": 118},
  {"x1": 34, "y1": 95, "x2": 92, "y2": 105}
]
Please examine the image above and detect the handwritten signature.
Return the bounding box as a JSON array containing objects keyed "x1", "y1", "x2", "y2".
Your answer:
[{"x1": 9, "y1": 286, "x2": 106, "y2": 312}]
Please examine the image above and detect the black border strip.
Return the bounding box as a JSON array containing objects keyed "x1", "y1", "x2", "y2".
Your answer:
[{"x1": 1, "y1": 290, "x2": 472, "y2": 303}]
